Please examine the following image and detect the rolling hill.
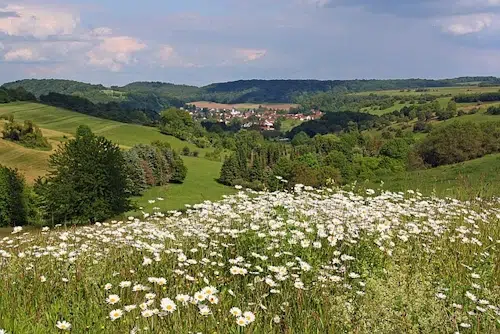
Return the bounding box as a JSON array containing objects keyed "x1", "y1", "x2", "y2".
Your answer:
[
  {"x1": 5, "y1": 76, "x2": 500, "y2": 106},
  {"x1": 0, "y1": 102, "x2": 209, "y2": 179},
  {"x1": 0, "y1": 102, "x2": 236, "y2": 212}
]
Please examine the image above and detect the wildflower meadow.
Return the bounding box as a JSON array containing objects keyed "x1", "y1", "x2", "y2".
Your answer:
[{"x1": 1, "y1": 185, "x2": 500, "y2": 333}]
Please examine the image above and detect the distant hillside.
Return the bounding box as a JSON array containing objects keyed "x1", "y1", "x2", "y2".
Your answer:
[
  {"x1": 3, "y1": 79, "x2": 106, "y2": 97},
  {"x1": 4, "y1": 76, "x2": 500, "y2": 105},
  {"x1": 119, "y1": 81, "x2": 201, "y2": 100}
]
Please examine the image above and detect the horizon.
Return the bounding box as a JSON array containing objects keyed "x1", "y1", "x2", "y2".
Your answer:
[
  {"x1": 1, "y1": 1, "x2": 500, "y2": 85},
  {"x1": 2, "y1": 75, "x2": 498, "y2": 89}
]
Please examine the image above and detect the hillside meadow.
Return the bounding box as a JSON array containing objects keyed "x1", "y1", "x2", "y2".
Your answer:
[
  {"x1": 0, "y1": 102, "x2": 204, "y2": 151},
  {"x1": 0, "y1": 102, "x2": 236, "y2": 218},
  {"x1": 0, "y1": 186, "x2": 499, "y2": 333},
  {"x1": 354, "y1": 85, "x2": 500, "y2": 97}
]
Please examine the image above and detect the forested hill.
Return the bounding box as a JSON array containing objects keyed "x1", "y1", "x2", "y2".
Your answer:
[{"x1": 4, "y1": 76, "x2": 500, "y2": 105}]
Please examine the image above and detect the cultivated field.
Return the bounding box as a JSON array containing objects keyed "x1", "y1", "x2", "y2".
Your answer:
[
  {"x1": 189, "y1": 101, "x2": 299, "y2": 111},
  {"x1": 0, "y1": 102, "x2": 204, "y2": 151},
  {"x1": 1, "y1": 187, "x2": 499, "y2": 333},
  {"x1": 0, "y1": 102, "x2": 210, "y2": 181},
  {"x1": 355, "y1": 85, "x2": 500, "y2": 97}
]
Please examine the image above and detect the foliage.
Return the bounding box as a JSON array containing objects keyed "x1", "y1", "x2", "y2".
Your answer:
[
  {"x1": 35, "y1": 126, "x2": 131, "y2": 224},
  {"x1": 416, "y1": 120, "x2": 500, "y2": 167},
  {"x1": 0, "y1": 165, "x2": 29, "y2": 227},
  {"x1": 5, "y1": 77, "x2": 500, "y2": 106},
  {"x1": 151, "y1": 141, "x2": 187, "y2": 184},
  {"x1": 39, "y1": 92, "x2": 158, "y2": 125},
  {"x1": 453, "y1": 91, "x2": 500, "y2": 103},
  {"x1": 159, "y1": 108, "x2": 207, "y2": 144},
  {"x1": 487, "y1": 105, "x2": 500, "y2": 115},
  {"x1": 2, "y1": 117, "x2": 51, "y2": 149}
]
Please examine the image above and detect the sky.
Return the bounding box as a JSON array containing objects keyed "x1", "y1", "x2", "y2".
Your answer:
[{"x1": 1, "y1": 0, "x2": 500, "y2": 86}]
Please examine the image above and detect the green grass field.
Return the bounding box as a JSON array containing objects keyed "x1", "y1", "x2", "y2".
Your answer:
[
  {"x1": 0, "y1": 102, "x2": 236, "y2": 218},
  {"x1": 362, "y1": 153, "x2": 500, "y2": 199},
  {"x1": 281, "y1": 119, "x2": 303, "y2": 132},
  {"x1": 128, "y1": 156, "x2": 237, "y2": 214},
  {"x1": 0, "y1": 102, "x2": 204, "y2": 151},
  {"x1": 0, "y1": 102, "x2": 214, "y2": 181},
  {"x1": 355, "y1": 85, "x2": 500, "y2": 96}
]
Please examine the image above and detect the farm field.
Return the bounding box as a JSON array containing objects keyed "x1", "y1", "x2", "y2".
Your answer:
[
  {"x1": 0, "y1": 102, "x2": 203, "y2": 152},
  {"x1": 189, "y1": 101, "x2": 299, "y2": 110},
  {"x1": 280, "y1": 118, "x2": 303, "y2": 132},
  {"x1": 354, "y1": 85, "x2": 500, "y2": 96},
  {"x1": 1, "y1": 187, "x2": 499, "y2": 333}
]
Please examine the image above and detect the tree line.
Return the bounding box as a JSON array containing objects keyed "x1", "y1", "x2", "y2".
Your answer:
[
  {"x1": 453, "y1": 91, "x2": 500, "y2": 103},
  {"x1": 0, "y1": 125, "x2": 186, "y2": 227},
  {"x1": 5, "y1": 77, "x2": 500, "y2": 105},
  {"x1": 221, "y1": 118, "x2": 500, "y2": 191}
]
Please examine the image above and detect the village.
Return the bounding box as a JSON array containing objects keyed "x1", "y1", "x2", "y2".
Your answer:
[{"x1": 184, "y1": 103, "x2": 323, "y2": 131}]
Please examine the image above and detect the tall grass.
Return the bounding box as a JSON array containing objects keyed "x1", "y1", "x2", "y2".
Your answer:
[{"x1": 1, "y1": 186, "x2": 499, "y2": 333}]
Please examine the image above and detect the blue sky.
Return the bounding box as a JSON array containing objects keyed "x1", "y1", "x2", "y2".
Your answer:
[{"x1": 1, "y1": 0, "x2": 500, "y2": 86}]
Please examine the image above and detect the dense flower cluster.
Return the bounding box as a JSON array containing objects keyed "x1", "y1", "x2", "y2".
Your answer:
[{"x1": 1, "y1": 186, "x2": 499, "y2": 333}]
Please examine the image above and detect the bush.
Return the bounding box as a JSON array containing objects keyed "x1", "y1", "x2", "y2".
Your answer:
[
  {"x1": 486, "y1": 105, "x2": 500, "y2": 115},
  {"x1": 182, "y1": 146, "x2": 191, "y2": 156},
  {"x1": 2, "y1": 118, "x2": 51, "y2": 149},
  {"x1": 416, "y1": 121, "x2": 487, "y2": 167}
]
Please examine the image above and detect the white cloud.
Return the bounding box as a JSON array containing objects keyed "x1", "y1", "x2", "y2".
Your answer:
[
  {"x1": 0, "y1": 4, "x2": 79, "y2": 38},
  {"x1": 158, "y1": 45, "x2": 175, "y2": 62},
  {"x1": 154, "y1": 45, "x2": 199, "y2": 68},
  {"x1": 90, "y1": 27, "x2": 113, "y2": 37},
  {"x1": 86, "y1": 36, "x2": 146, "y2": 71},
  {"x1": 441, "y1": 13, "x2": 493, "y2": 35},
  {"x1": 4, "y1": 47, "x2": 44, "y2": 62},
  {"x1": 235, "y1": 48, "x2": 267, "y2": 62}
]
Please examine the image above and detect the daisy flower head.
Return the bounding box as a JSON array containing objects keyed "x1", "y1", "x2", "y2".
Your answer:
[
  {"x1": 56, "y1": 320, "x2": 71, "y2": 331},
  {"x1": 199, "y1": 305, "x2": 211, "y2": 316},
  {"x1": 236, "y1": 316, "x2": 249, "y2": 326},
  {"x1": 160, "y1": 298, "x2": 177, "y2": 313},
  {"x1": 109, "y1": 309, "x2": 123, "y2": 321},
  {"x1": 243, "y1": 311, "x2": 256, "y2": 323},
  {"x1": 230, "y1": 307, "x2": 242, "y2": 317},
  {"x1": 106, "y1": 294, "x2": 120, "y2": 305}
]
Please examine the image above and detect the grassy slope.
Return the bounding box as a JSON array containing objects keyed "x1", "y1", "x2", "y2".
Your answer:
[
  {"x1": 0, "y1": 102, "x2": 205, "y2": 151},
  {"x1": 363, "y1": 153, "x2": 500, "y2": 199},
  {"x1": 128, "y1": 156, "x2": 237, "y2": 214},
  {"x1": 355, "y1": 85, "x2": 500, "y2": 96},
  {"x1": 0, "y1": 102, "x2": 235, "y2": 218}
]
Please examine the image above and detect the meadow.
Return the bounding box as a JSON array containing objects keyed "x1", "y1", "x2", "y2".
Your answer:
[
  {"x1": 129, "y1": 156, "x2": 236, "y2": 214},
  {"x1": 354, "y1": 85, "x2": 500, "y2": 97},
  {"x1": 0, "y1": 102, "x2": 236, "y2": 215},
  {"x1": 364, "y1": 153, "x2": 500, "y2": 200},
  {"x1": 0, "y1": 102, "x2": 204, "y2": 151},
  {"x1": 0, "y1": 186, "x2": 499, "y2": 333}
]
